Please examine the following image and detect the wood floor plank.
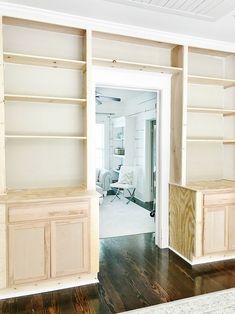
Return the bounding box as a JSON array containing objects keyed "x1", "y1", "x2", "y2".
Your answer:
[{"x1": 1, "y1": 233, "x2": 235, "y2": 313}]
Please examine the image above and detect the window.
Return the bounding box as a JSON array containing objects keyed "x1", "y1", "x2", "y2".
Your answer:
[{"x1": 96, "y1": 123, "x2": 105, "y2": 169}]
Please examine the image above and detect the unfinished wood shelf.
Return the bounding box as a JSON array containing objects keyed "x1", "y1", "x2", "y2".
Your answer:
[
  {"x1": 187, "y1": 138, "x2": 235, "y2": 144},
  {"x1": 223, "y1": 140, "x2": 235, "y2": 144},
  {"x1": 5, "y1": 135, "x2": 87, "y2": 140},
  {"x1": 187, "y1": 138, "x2": 223, "y2": 143},
  {"x1": 187, "y1": 107, "x2": 235, "y2": 115},
  {"x1": 93, "y1": 57, "x2": 183, "y2": 74},
  {"x1": 188, "y1": 75, "x2": 235, "y2": 88},
  {"x1": 4, "y1": 94, "x2": 86, "y2": 105},
  {"x1": 4, "y1": 52, "x2": 86, "y2": 70}
]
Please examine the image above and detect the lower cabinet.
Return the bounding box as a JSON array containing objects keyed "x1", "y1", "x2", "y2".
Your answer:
[
  {"x1": 228, "y1": 205, "x2": 235, "y2": 250},
  {"x1": 204, "y1": 204, "x2": 235, "y2": 255},
  {"x1": 204, "y1": 206, "x2": 227, "y2": 254},
  {"x1": 51, "y1": 218, "x2": 89, "y2": 278},
  {"x1": 8, "y1": 222, "x2": 50, "y2": 285},
  {"x1": 8, "y1": 203, "x2": 90, "y2": 286}
]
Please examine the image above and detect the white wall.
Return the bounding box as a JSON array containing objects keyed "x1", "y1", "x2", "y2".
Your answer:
[{"x1": 124, "y1": 91, "x2": 157, "y2": 202}]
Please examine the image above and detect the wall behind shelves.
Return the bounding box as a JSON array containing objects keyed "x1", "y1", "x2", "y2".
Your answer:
[
  {"x1": 93, "y1": 37, "x2": 172, "y2": 66},
  {"x1": 3, "y1": 22, "x2": 86, "y2": 190},
  {"x1": 3, "y1": 24, "x2": 85, "y2": 60},
  {"x1": 6, "y1": 138, "x2": 85, "y2": 189},
  {"x1": 223, "y1": 55, "x2": 235, "y2": 180},
  {"x1": 187, "y1": 52, "x2": 235, "y2": 183}
]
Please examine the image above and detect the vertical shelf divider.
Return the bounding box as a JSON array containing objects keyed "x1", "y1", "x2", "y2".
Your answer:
[
  {"x1": 170, "y1": 45, "x2": 188, "y2": 185},
  {"x1": 0, "y1": 16, "x2": 6, "y2": 194},
  {"x1": 85, "y1": 29, "x2": 95, "y2": 191}
]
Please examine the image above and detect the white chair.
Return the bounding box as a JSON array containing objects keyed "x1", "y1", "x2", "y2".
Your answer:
[{"x1": 110, "y1": 166, "x2": 136, "y2": 204}]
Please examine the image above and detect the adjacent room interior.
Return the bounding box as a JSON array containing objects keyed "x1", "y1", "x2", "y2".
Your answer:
[{"x1": 95, "y1": 87, "x2": 157, "y2": 238}]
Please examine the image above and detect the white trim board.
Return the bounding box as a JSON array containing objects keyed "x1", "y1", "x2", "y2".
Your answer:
[
  {"x1": 93, "y1": 67, "x2": 171, "y2": 249},
  {"x1": 0, "y1": 2, "x2": 234, "y2": 53}
]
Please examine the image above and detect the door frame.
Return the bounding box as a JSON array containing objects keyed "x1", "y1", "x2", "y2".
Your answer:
[{"x1": 93, "y1": 66, "x2": 171, "y2": 248}]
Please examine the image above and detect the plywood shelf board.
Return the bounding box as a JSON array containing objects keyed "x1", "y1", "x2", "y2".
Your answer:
[
  {"x1": 188, "y1": 75, "x2": 235, "y2": 88},
  {"x1": 0, "y1": 186, "x2": 99, "y2": 204},
  {"x1": 3, "y1": 17, "x2": 85, "y2": 36},
  {"x1": 187, "y1": 107, "x2": 235, "y2": 115},
  {"x1": 5, "y1": 135, "x2": 87, "y2": 139},
  {"x1": 93, "y1": 57, "x2": 183, "y2": 74},
  {"x1": 186, "y1": 180, "x2": 235, "y2": 192},
  {"x1": 187, "y1": 138, "x2": 223, "y2": 142},
  {"x1": 187, "y1": 138, "x2": 235, "y2": 144},
  {"x1": 4, "y1": 94, "x2": 86, "y2": 105},
  {"x1": 4, "y1": 52, "x2": 86, "y2": 70}
]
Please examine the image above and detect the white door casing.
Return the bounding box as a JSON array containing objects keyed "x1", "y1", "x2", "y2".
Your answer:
[{"x1": 93, "y1": 66, "x2": 171, "y2": 248}]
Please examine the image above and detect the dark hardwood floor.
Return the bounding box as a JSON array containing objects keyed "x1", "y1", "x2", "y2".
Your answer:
[{"x1": 1, "y1": 233, "x2": 235, "y2": 313}]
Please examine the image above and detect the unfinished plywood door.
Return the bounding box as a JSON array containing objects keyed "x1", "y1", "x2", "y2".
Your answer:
[
  {"x1": 204, "y1": 206, "x2": 228, "y2": 254},
  {"x1": 8, "y1": 222, "x2": 50, "y2": 285},
  {"x1": 228, "y1": 205, "x2": 235, "y2": 250},
  {"x1": 51, "y1": 218, "x2": 89, "y2": 278}
]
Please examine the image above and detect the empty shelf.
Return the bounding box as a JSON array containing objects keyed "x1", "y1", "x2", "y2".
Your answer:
[
  {"x1": 188, "y1": 75, "x2": 235, "y2": 88},
  {"x1": 4, "y1": 94, "x2": 86, "y2": 105},
  {"x1": 187, "y1": 138, "x2": 223, "y2": 142},
  {"x1": 187, "y1": 107, "x2": 235, "y2": 115},
  {"x1": 93, "y1": 57, "x2": 183, "y2": 74},
  {"x1": 5, "y1": 135, "x2": 87, "y2": 139},
  {"x1": 4, "y1": 52, "x2": 86, "y2": 70}
]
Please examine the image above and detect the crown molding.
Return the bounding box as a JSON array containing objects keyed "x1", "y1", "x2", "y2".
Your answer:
[{"x1": 0, "y1": 1, "x2": 234, "y2": 53}]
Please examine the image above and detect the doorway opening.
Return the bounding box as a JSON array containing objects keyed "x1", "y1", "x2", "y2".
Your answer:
[{"x1": 95, "y1": 86, "x2": 159, "y2": 239}]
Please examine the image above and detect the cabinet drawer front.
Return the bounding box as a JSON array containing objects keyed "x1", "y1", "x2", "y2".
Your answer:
[
  {"x1": 204, "y1": 193, "x2": 235, "y2": 206},
  {"x1": 9, "y1": 201, "x2": 89, "y2": 222}
]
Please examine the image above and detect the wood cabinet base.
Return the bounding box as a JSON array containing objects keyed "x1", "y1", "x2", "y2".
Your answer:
[
  {"x1": 0, "y1": 273, "x2": 99, "y2": 300},
  {"x1": 169, "y1": 181, "x2": 235, "y2": 265}
]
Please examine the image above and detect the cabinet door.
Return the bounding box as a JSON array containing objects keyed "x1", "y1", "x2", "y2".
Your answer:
[
  {"x1": 228, "y1": 205, "x2": 235, "y2": 250},
  {"x1": 204, "y1": 206, "x2": 228, "y2": 254},
  {"x1": 8, "y1": 222, "x2": 50, "y2": 285},
  {"x1": 51, "y1": 218, "x2": 89, "y2": 278}
]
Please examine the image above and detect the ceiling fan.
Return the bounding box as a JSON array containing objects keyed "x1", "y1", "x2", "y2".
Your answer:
[{"x1": 96, "y1": 92, "x2": 121, "y2": 105}]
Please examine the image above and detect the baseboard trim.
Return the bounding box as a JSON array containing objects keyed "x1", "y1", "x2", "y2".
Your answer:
[
  {"x1": 169, "y1": 246, "x2": 235, "y2": 265},
  {"x1": 0, "y1": 273, "x2": 99, "y2": 300}
]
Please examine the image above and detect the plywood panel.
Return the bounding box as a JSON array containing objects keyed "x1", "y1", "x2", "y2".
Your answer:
[{"x1": 169, "y1": 184, "x2": 196, "y2": 260}]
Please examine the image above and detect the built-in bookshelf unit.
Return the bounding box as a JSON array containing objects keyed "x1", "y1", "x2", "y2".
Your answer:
[
  {"x1": 186, "y1": 47, "x2": 235, "y2": 183},
  {"x1": 0, "y1": 16, "x2": 99, "y2": 296},
  {"x1": 1, "y1": 17, "x2": 90, "y2": 190}
]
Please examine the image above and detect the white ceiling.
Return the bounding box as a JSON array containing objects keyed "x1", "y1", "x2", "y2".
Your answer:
[
  {"x1": 108, "y1": 0, "x2": 235, "y2": 21},
  {"x1": 1, "y1": 0, "x2": 235, "y2": 43}
]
